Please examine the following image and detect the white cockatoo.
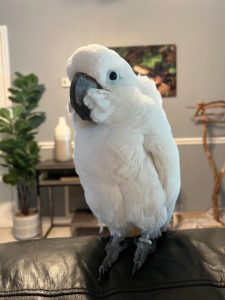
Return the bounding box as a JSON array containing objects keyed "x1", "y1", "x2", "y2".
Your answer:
[{"x1": 67, "y1": 44, "x2": 180, "y2": 278}]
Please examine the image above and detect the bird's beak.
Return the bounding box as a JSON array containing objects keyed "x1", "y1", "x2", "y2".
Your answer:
[{"x1": 70, "y1": 72, "x2": 102, "y2": 121}]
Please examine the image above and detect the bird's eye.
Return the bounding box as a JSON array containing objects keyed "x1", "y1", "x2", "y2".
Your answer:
[
  {"x1": 109, "y1": 71, "x2": 117, "y2": 80},
  {"x1": 108, "y1": 70, "x2": 119, "y2": 81}
]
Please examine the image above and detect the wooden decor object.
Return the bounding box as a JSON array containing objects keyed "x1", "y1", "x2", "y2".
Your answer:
[{"x1": 188, "y1": 101, "x2": 225, "y2": 224}]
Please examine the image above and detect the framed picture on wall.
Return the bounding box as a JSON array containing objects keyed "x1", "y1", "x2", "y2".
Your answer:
[{"x1": 111, "y1": 44, "x2": 176, "y2": 97}]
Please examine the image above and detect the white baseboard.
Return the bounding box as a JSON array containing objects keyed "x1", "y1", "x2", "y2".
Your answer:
[
  {"x1": 175, "y1": 136, "x2": 225, "y2": 145},
  {"x1": 39, "y1": 141, "x2": 74, "y2": 150},
  {"x1": 38, "y1": 137, "x2": 225, "y2": 149}
]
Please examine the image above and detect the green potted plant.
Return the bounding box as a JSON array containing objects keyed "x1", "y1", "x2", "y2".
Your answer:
[{"x1": 0, "y1": 72, "x2": 45, "y2": 240}]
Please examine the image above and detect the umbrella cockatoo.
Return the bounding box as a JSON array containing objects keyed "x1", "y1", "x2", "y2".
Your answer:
[{"x1": 67, "y1": 44, "x2": 180, "y2": 278}]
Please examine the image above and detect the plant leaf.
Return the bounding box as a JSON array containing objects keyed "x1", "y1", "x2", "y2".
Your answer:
[
  {"x1": 12, "y1": 105, "x2": 25, "y2": 118},
  {"x1": 0, "y1": 108, "x2": 11, "y2": 120},
  {"x1": 0, "y1": 119, "x2": 12, "y2": 134},
  {"x1": 0, "y1": 139, "x2": 16, "y2": 152},
  {"x1": 28, "y1": 113, "x2": 46, "y2": 129},
  {"x1": 3, "y1": 173, "x2": 17, "y2": 185}
]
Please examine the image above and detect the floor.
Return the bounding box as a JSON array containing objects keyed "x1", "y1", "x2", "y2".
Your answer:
[
  {"x1": 1, "y1": 211, "x2": 223, "y2": 244},
  {"x1": 0, "y1": 217, "x2": 71, "y2": 244}
]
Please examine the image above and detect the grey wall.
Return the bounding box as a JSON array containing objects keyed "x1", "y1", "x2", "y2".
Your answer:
[{"x1": 0, "y1": 0, "x2": 225, "y2": 220}]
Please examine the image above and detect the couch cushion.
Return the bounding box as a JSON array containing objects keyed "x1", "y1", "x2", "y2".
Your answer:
[{"x1": 0, "y1": 228, "x2": 225, "y2": 299}]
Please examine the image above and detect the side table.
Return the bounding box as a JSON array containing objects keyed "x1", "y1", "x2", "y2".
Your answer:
[{"x1": 36, "y1": 159, "x2": 80, "y2": 238}]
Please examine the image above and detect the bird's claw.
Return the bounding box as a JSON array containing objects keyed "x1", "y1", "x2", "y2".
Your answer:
[
  {"x1": 132, "y1": 235, "x2": 157, "y2": 276},
  {"x1": 132, "y1": 245, "x2": 148, "y2": 276},
  {"x1": 98, "y1": 235, "x2": 127, "y2": 281},
  {"x1": 132, "y1": 260, "x2": 142, "y2": 276},
  {"x1": 98, "y1": 251, "x2": 114, "y2": 280},
  {"x1": 98, "y1": 263, "x2": 110, "y2": 281}
]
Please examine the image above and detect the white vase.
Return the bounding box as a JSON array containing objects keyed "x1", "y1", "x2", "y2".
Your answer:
[
  {"x1": 54, "y1": 116, "x2": 72, "y2": 162},
  {"x1": 13, "y1": 209, "x2": 41, "y2": 240}
]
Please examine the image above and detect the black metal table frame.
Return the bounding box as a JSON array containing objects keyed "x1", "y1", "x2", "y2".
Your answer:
[{"x1": 36, "y1": 160, "x2": 80, "y2": 238}]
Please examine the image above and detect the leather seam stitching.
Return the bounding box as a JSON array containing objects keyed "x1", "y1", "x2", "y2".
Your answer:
[{"x1": 0, "y1": 279, "x2": 225, "y2": 296}]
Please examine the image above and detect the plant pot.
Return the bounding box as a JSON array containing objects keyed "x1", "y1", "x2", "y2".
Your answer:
[{"x1": 13, "y1": 209, "x2": 41, "y2": 240}]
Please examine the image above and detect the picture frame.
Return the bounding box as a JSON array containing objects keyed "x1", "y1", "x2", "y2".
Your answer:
[{"x1": 111, "y1": 44, "x2": 176, "y2": 97}]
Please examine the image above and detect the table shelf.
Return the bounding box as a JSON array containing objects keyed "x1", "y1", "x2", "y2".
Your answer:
[{"x1": 38, "y1": 172, "x2": 80, "y2": 186}]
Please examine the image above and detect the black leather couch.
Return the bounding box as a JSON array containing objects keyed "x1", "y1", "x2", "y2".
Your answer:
[{"x1": 0, "y1": 228, "x2": 225, "y2": 299}]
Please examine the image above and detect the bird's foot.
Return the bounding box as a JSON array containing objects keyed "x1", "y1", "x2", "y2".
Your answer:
[
  {"x1": 132, "y1": 233, "x2": 157, "y2": 276},
  {"x1": 98, "y1": 234, "x2": 127, "y2": 281}
]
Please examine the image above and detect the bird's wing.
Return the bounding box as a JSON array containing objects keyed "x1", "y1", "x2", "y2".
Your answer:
[
  {"x1": 143, "y1": 132, "x2": 180, "y2": 223},
  {"x1": 116, "y1": 141, "x2": 168, "y2": 235},
  {"x1": 136, "y1": 75, "x2": 180, "y2": 221}
]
